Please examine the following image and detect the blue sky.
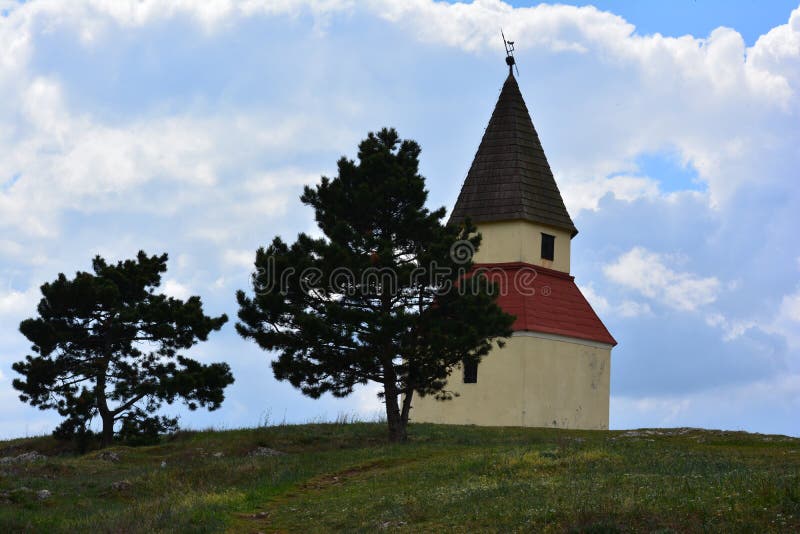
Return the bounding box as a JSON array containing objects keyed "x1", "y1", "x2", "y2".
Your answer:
[
  {"x1": 1, "y1": 0, "x2": 799, "y2": 438},
  {"x1": 502, "y1": 0, "x2": 800, "y2": 45}
]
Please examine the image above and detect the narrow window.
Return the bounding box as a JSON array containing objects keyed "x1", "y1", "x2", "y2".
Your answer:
[
  {"x1": 541, "y1": 233, "x2": 555, "y2": 261},
  {"x1": 463, "y1": 359, "x2": 478, "y2": 384}
]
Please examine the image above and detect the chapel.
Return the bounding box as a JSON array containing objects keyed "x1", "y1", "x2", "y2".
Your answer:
[{"x1": 412, "y1": 59, "x2": 617, "y2": 429}]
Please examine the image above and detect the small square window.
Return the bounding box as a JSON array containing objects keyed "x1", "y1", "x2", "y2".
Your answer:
[
  {"x1": 463, "y1": 359, "x2": 478, "y2": 384},
  {"x1": 541, "y1": 233, "x2": 555, "y2": 261}
]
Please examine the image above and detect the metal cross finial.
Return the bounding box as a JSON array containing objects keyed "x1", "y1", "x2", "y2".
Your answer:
[{"x1": 501, "y1": 29, "x2": 519, "y2": 77}]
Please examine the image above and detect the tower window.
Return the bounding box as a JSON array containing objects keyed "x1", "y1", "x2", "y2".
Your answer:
[
  {"x1": 463, "y1": 359, "x2": 478, "y2": 384},
  {"x1": 541, "y1": 233, "x2": 555, "y2": 261}
]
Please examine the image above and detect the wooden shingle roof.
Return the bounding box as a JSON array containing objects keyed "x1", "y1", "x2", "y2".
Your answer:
[{"x1": 449, "y1": 74, "x2": 578, "y2": 237}]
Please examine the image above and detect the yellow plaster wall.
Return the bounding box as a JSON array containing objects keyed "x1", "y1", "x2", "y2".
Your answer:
[
  {"x1": 472, "y1": 220, "x2": 572, "y2": 273},
  {"x1": 411, "y1": 334, "x2": 610, "y2": 429}
]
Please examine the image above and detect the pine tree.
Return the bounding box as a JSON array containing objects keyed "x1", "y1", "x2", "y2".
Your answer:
[
  {"x1": 12, "y1": 252, "x2": 233, "y2": 448},
  {"x1": 236, "y1": 128, "x2": 514, "y2": 442}
]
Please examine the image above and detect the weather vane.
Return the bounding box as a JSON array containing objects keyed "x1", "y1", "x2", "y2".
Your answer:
[{"x1": 501, "y1": 29, "x2": 519, "y2": 77}]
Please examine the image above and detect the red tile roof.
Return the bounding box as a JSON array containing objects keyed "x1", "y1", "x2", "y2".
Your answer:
[{"x1": 473, "y1": 262, "x2": 617, "y2": 346}]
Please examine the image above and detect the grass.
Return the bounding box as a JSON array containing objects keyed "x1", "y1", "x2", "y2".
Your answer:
[{"x1": 1, "y1": 423, "x2": 799, "y2": 532}]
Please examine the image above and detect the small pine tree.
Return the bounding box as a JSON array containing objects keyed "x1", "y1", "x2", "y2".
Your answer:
[
  {"x1": 12, "y1": 252, "x2": 234, "y2": 448},
  {"x1": 237, "y1": 128, "x2": 514, "y2": 442}
]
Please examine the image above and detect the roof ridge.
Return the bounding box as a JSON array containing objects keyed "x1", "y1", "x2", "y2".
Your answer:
[{"x1": 472, "y1": 261, "x2": 575, "y2": 280}]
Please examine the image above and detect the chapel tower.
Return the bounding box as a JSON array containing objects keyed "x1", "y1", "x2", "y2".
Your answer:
[{"x1": 411, "y1": 67, "x2": 616, "y2": 429}]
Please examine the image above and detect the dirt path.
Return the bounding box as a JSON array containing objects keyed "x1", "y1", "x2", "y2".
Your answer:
[{"x1": 228, "y1": 456, "x2": 429, "y2": 533}]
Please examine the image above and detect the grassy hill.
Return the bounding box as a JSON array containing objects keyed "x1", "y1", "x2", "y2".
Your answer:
[{"x1": 1, "y1": 423, "x2": 798, "y2": 532}]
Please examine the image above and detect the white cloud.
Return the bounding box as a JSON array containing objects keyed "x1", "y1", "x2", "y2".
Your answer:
[
  {"x1": 612, "y1": 372, "x2": 800, "y2": 435},
  {"x1": 0, "y1": 285, "x2": 39, "y2": 319},
  {"x1": 222, "y1": 249, "x2": 255, "y2": 270},
  {"x1": 0, "y1": 76, "x2": 348, "y2": 237},
  {"x1": 704, "y1": 312, "x2": 758, "y2": 342},
  {"x1": 373, "y1": 1, "x2": 796, "y2": 102},
  {"x1": 0, "y1": 239, "x2": 24, "y2": 258},
  {"x1": 243, "y1": 169, "x2": 320, "y2": 195},
  {"x1": 369, "y1": 1, "x2": 800, "y2": 207},
  {"x1": 617, "y1": 299, "x2": 652, "y2": 318},
  {"x1": 613, "y1": 395, "x2": 692, "y2": 427},
  {"x1": 212, "y1": 276, "x2": 227, "y2": 290},
  {"x1": 580, "y1": 282, "x2": 651, "y2": 318},
  {"x1": 703, "y1": 287, "x2": 800, "y2": 346},
  {"x1": 768, "y1": 287, "x2": 800, "y2": 348},
  {"x1": 352, "y1": 381, "x2": 383, "y2": 419},
  {"x1": 562, "y1": 175, "x2": 661, "y2": 214},
  {"x1": 161, "y1": 279, "x2": 191, "y2": 300},
  {"x1": 580, "y1": 283, "x2": 610, "y2": 314},
  {"x1": 779, "y1": 289, "x2": 800, "y2": 323},
  {"x1": 374, "y1": 1, "x2": 634, "y2": 55},
  {"x1": 2, "y1": 0, "x2": 798, "y2": 236},
  {"x1": 0, "y1": 0, "x2": 354, "y2": 36},
  {"x1": 604, "y1": 247, "x2": 721, "y2": 311},
  {"x1": 749, "y1": 6, "x2": 800, "y2": 96}
]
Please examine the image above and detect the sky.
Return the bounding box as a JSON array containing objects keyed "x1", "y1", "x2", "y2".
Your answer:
[{"x1": 1, "y1": 0, "x2": 799, "y2": 439}]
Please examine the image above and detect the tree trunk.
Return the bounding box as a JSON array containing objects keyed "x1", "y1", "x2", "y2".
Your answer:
[
  {"x1": 383, "y1": 368, "x2": 407, "y2": 443},
  {"x1": 400, "y1": 388, "x2": 413, "y2": 430},
  {"x1": 384, "y1": 391, "x2": 407, "y2": 443},
  {"x1": 96, "y1": 366, "x2": 114, "y2": 448},
  {"x1": 100, "y1": 412, "x2": 114, "y2": 448}
]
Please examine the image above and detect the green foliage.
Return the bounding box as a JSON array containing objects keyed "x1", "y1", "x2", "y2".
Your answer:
[
  {"x1": 237, "y1": 128, "x2": 515, "y2": 442},
  {"x1": 11, "y1": 251, "x2": 233, "y2": 448},
  {"x1": 117, "y1": 411, "x2": 180, "y2": 446}
]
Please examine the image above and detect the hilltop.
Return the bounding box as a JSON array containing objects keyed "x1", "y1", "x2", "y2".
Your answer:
[{"x1": 1, "y1": 423, "x2": 798, "y2": 532}]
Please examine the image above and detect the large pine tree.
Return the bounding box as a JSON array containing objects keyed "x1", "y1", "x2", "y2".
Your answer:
[
  {"x1": 12, "y1": 252, "x2": 233, "y2": 448},
  {"x1": 236, "y1": 128, "x2": 514, "y2": 442}
]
